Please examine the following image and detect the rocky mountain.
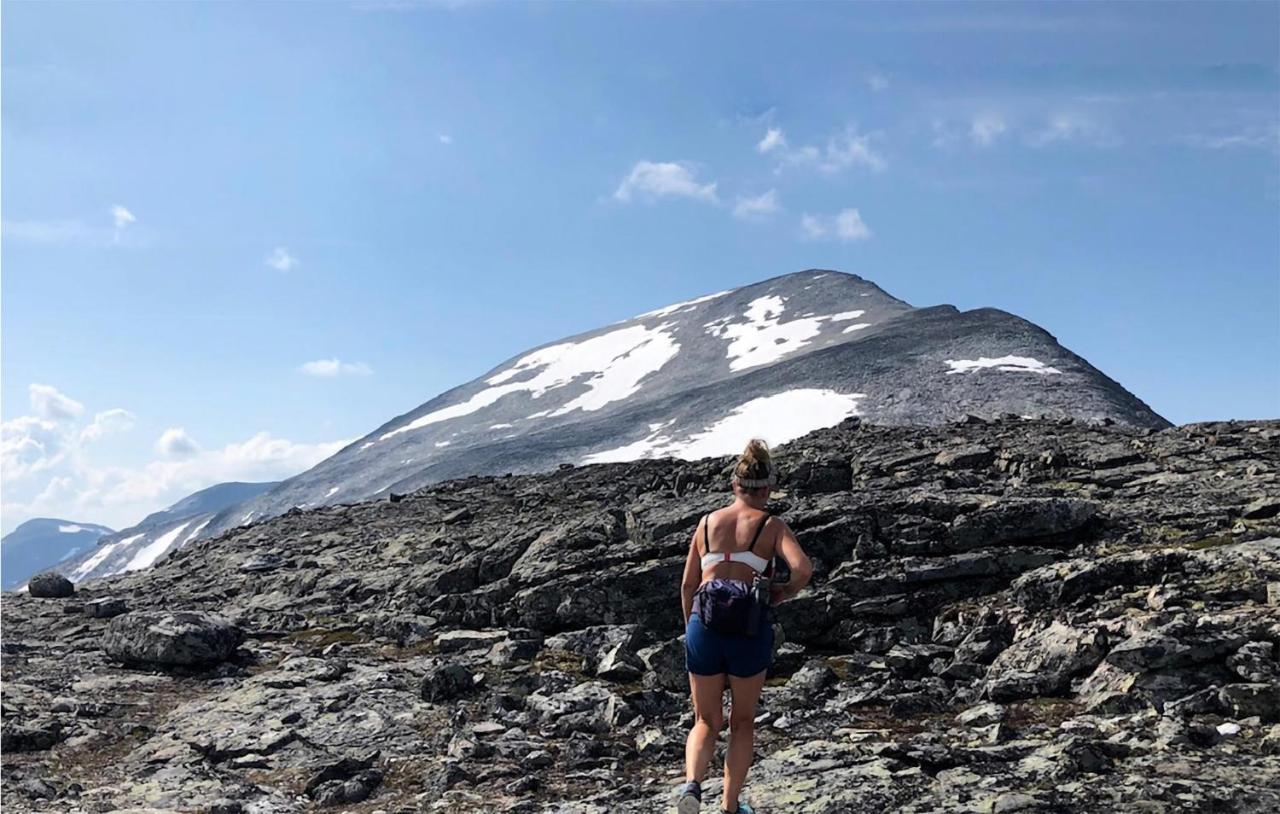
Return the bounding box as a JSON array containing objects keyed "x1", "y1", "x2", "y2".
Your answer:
[
  {"x1": 205, "y1": 270, "x2": 1167, "y2": 539},
  {"x1": 0, "y1": 520, "x2": 114, "y2": 591},
  {"x1": 57, "y1": 481, "x2": 276, "y2": 584},
  {"x1": 3, "y1": 416, "x2": 1277, "y2": 812}
]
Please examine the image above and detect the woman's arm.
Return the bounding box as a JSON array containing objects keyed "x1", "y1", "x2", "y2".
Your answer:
[
  {"x1": 680, "y1": 522, "x2": 703, "y2": 624},
  {"x1": 770, "y1": 520, "x2": 813, "y2": 606}
]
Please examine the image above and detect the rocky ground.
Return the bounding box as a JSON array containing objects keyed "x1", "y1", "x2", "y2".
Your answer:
[{"x1": 3, "y1": 416, "x2": 1279, "y2": 813}]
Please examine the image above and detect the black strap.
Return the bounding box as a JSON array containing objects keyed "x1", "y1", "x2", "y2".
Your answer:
[
  {"x1": 748, "y1": 513, "x2": 771, "y2": 552},
  {"x1": 700, "y1": 515, "x2": 709, "y2": 556}
]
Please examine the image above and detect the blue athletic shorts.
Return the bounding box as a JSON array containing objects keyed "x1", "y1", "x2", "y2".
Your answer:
[{"x1": 685, "y1": 614, "x2": 774, "y2": 677}]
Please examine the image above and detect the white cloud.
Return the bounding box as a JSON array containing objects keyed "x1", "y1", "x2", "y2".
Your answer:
[
  {"x1": 299, "y1": 358, "x2": 374, "y2": 378},
  {"x1": 757, "y1": 128, "x2": 787, "y2": 154},
  {"x1": 438, "y1": 133, "x2": 453, "y2": 144},
  {"x1": 835, "y1": 209, "x2": 872, "y2": 241},
  {"x1": 29, "y1": 384, "x2": 85, "y2": 420},
  {"x1": 613, "y1": 161, "x2": 718, "y2": 203},
  {"x1": 732, "y1": 190, "x2": 781, "y2": 220},
  {"x1": 800, "y1": 214, "x2": 828, "y2": 240},
  {"x1": 781, "y1": 127, "x2": 886, "y2": 174},
  {"x1": 867, "y1": 72, "x2": 890, "y2": 92},
  {"x1": 3, "y1": 208, "x2": 145, "y2": 247},
  {"x1": 800, "y1": 209, "x2": 873, "y2": 242},
  {"x1": 1, "y1": 416, "x2": 64, "y2": 482},
  {"x1": 1, "y1": 384, "x2": 350, "y2": 534},
  {"x1": 4, "y1": 431, "x2": 348, "y2": 533},
  {"x1": 1029, "y1": 112, "x2": 1114, "y2": 147},
  {"x1": 111, "y1": 205, "x2": 136, "y2": 229},
  {"x1": 155, "y1": 427, "x2": 200, "y2": 459},
  {"x1": 1182, "y1": 124, "x2": 1280, "y2": 152},
  {"x1": 266, "y1": 246, "x2": 298, "y2": 271},
  {"x1": 80, "y1": 409, "x2": 137, "y2": 442},
  {"x1": 970, "y1": 114, "x2": 1007, "y2": 146},
  {"x1": 1, "y1": 220, "x2": 97, "y2": 244}
]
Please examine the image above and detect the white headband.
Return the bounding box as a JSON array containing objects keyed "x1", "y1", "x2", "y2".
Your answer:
[{"x1": 732, "y1": 470, "x2": 775, "y2": 488}]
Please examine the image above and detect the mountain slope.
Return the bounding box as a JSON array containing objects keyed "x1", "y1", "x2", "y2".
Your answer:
[
  {"x1": 207, "y1": 270, "x2": 1166, "y2": 538},
  {"x1": 1, "y1": 519, "x2": 114, "y2": 590},
  {"x1": 58, "y1": 481, "x2": 276, "y2": 584}
]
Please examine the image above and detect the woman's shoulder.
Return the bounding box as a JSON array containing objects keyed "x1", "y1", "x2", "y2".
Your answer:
[{"x1": 764, "y1": 512, "x2": 793, "y2": 535}]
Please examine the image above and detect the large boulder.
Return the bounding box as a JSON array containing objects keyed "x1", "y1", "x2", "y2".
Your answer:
[
  {"x1": 27, "y1": 572, "x2": 74, "y2": 598},
  {"x1": 103, "y1": 611, "x2": 245, "y2": 667},
  {"x1": 985, "y1": 621, "x2": 1107, "y2": 701},
  {"x1": 950, "y1": 498, "x2": 1098, "y2": 551}
]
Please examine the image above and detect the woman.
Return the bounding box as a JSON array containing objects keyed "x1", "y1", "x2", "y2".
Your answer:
[{"x1": 675, "y1": 439, "x2": 813, "y2": 814}]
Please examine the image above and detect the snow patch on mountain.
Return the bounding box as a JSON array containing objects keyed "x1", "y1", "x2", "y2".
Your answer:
[
  {"x1": 708, "y1": 295, "x2": 876, "y2": 372},
  {"x1": 58, "y1": 524, "x2": 87, "y2": 533},
  {"x1": 946, "y1": 356, "x2": 1063, "y2": 376},
  {"x1": 380, "y1": 323, "x2": 681, "y2": 441},
  {"x1": 126, "y1": 522, "x2": 191, "y2": 572},
  {"x1": 70, "y1": 534, "x2": 139, "y2": 581},
  {"x1": 636, "y1": 290, "x2": 730, "y2": 320},
  {"x1": 582, "y1": 388, "x2": 864, "y2": 464}
]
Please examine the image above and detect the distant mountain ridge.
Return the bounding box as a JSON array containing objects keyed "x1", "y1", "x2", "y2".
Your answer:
[
  {"x1": 201, "y1": 269, "x2": 1165, "y2": 540},
  {"x1": 55, "y1": 481, "x2": 276, "y2": 584},
  {"x1": 1, "y1": 519, "x2": 114, "y2": 590}
]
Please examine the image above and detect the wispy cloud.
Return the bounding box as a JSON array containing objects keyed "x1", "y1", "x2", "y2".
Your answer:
[
  {"x1": 299, "y1": 358, "x2": 374, "y2": 378},
  {"x1": 266, "y1": 246, "x2": 298, "y2": 271},
  {"x1": 800, "y1": 209, "x2": 873, "y2": 242},
  {"x1": 732, "y1": 190, "x2": 781, "y2": 220},
  {"x1": 970, "y1": 113, "x2": 1008, "y2": 146},
  {"x1": 4, "y1": 206, "x2": 143, "y2": 247},
  {"x1": 1029, "y1": 111, "x2": 1117, "y2": 147},
  {"x1": 779, "y1": 127, "x2": 886, "y2": 174},
  {"x1": 614, "y1": 161, "x2": 718, "y2": 203},
  {"x1": 1181, "y1": 123, "x2": 1280, "y2": 152},
  {"x1": 757, "y1": 127, "x2": 787, "y2": 154},
  {"x1": 80, "y1": 409, "x2": 137, "y2": 443},
  {"x1": 438, "y1": 133, "x2": 454, "y2": 145},
  {"x1": 867, "y1": 72, "x2": 890, "y2": 92},
  {"x1": 30, "y1": 384, "x2": 85, "y2": 420},
  {"x1": 111, "y1": 205, "x2": 136, "y2": 230},
  {"x1": 1, "y1": 220, "x2": 97, "y2": 244}
]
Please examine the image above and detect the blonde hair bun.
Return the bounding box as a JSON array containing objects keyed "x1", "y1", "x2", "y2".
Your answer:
[{"x1": 733, "y1": 438, "x2": 774, "y2": 487}]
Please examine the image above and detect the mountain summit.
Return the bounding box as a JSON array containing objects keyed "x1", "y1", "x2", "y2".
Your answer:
[{"x1": 209, "y1": 270, "x2": 1164, "y2": 535}]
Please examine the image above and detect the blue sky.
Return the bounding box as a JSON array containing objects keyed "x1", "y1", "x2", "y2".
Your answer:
[{"x1": 3, "y1": 1, "x2": 1278, "y2": 532}]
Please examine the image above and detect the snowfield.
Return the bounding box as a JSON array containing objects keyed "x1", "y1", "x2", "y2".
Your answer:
[
  {"x1": 708, "y1": 295, "x2": 875, "y2": 371},
  {"x1": 125, "y1": 522, "x2": 191, "y2": 572},
  {"x1": 582, "y1": 388, "x2": 864, "y2": 464},
  {"x1": 945, "y1": 356, "x2": 1063, "y2": 376},
  {"x1": 379, "y1": 323, "x2": 681, "y2": 441},
  {"x1": 70, "y1": 534, "x2": 141, "y2": 581}
]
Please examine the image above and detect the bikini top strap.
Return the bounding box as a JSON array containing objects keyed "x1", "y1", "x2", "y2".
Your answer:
[
  {"x1": 748, "y1": 513, "x2": 771, "y2": 552},
  {"x1": 700, "y1": 515, "x2": 709, "y2": 556}
]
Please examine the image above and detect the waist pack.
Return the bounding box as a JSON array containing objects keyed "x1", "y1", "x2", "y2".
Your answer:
[{"x1": 694, "y1": 576, "x2": 770, "y2": 637}]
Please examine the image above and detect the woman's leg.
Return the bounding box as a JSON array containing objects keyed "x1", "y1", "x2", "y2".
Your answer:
[
  {"x1": 684, "y1": 671, "x2": 726, "y2": 782},
  {"x1": 723, "y1": 669, "x2": 767, "y2": 811}
]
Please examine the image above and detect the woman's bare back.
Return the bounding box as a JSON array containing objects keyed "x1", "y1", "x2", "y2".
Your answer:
[{"x1": 699, "y1": 506, "x2": 778, "y2": 584}]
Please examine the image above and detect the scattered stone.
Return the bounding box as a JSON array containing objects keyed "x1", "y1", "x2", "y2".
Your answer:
[
  {"x1": 84, "y1": 597, "x2": 127, "y2": 619},
  {"x1": 421, "y1": 663, "x2": 478, "y2": 702}
]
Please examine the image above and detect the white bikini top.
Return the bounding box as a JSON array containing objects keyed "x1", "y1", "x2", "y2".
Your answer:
[{"x1": 698, "y1": 513, "x2": 772, "y2": 574}]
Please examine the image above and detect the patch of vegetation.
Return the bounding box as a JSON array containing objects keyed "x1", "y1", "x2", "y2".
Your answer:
[
  {"x1": 533, "y1": 648, "x2": 586, "y2": 676},
  {"x1": 1181, "y1": 534, "x2": 1237, "y2": 551},
  {"x1": 1005, "y1": 697, "x2": 1080, "y2": 730},
  {"x1": 285, "y1": 628, "x2": 368, "y2": 648}
]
